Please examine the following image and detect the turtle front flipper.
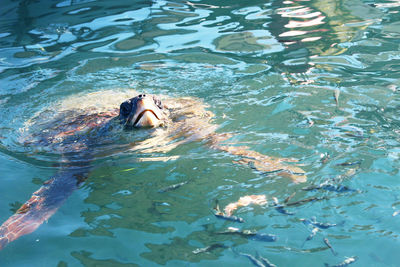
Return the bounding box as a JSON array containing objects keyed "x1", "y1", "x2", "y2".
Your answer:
[{"x1": 0, "y1": 167, "x2": 90, "y2": 250}]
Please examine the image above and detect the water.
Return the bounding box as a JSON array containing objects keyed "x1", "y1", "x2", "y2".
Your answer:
[{"x1": 0, "y1": 0, "x2": 400, "y2": 265}]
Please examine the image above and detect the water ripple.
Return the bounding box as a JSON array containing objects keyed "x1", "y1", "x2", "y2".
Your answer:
[{"x1": 1, "y1": 0, "x2": 400, "y2": 266}]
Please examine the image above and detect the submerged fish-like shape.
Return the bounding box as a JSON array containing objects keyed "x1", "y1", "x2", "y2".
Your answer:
[
  {"x1": 275, "y1": 205, "x2": 295, "y2": 215},
  {"x1": 236, "y1": 250, "x2": 278, "y2": 267},
  {"x1": 272, "y1": 197, "x2": 295, "y2": 215},
  {"x1": 257, "y1": 253, "x2": 277, "y2": 267},
  {"x1": 238, "y1": 252, "x2": 267, "y2": 267},
  {"x1": 217, "y1": 227, "x2": 277, "y2": 242},
  {"x1": 192, "y1": 243, "x2": 227, "y2": 254},
  {"x1": 302, "y1": 183, "x2": 355, "y2": 193},
  {"x1": 158, "y1": 180, "x2": 189, "y2": 193},
  {"x1": 284, "y1": 192, "x2": 296, "y2": 204},
  {"x1": 325, "y1": 256, "x2": 358, "y2": 267},
  {"x1": 249, "y1": 232, "x2": 278, "y2": 242},
  {"x1": 302, "y1": 226, "x2": 319, "y2": 247},
  {"x1": 301, "y1": 217, "x2": 342, "y2": 229},
  {"x1": 300, "y1": 217, "x2": 339, "y2": 229},
  {"x1": 311, "y1": 220, "x2": 339, "y2": 229},
  {"x1": 213, "y1": 199, "x2": 245, "y2": 223},
  {"x1": 324, "y1": 238, "x2": 338, "y2": 256},
  {"x1": 285, "y1": 196, "x2": 328, "y2": 206},
  {"x1": 336, "y1": 161, "x2": 362, "y2": 167},
  {"x1": 214, "y1": 212, "x2": 245, "y2": 223}
]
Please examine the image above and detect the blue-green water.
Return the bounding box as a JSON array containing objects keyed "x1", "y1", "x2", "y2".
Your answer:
[{"x1": 1, "y1": 0, "x2": 400, "y2": 266}]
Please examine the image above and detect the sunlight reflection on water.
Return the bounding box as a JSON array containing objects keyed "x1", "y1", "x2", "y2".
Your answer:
[{"x1": 1, "y1": 0, "x2": 400, "y2": 266}]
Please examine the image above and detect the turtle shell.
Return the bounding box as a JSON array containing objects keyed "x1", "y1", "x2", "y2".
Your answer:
[
  {"x1": 19, "y1": 90, "x2": 140, "y2": 154},
  {"x1": 19, "y1": 89, "x2": 215, "y2": 160}
]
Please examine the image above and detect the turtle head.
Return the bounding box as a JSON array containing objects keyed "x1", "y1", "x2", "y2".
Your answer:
[{"x1": 119, "y1": 94, "x2": 165, "y2": 128}]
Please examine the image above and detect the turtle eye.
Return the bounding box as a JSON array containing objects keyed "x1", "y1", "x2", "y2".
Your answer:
[{"x1": 120, "y1": 101, "x2": 132, "y2": 117}]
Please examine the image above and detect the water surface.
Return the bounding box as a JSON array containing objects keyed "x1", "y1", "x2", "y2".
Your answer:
[{"x1": 1, "y1": 0, "x2": 400, "y2": 266}]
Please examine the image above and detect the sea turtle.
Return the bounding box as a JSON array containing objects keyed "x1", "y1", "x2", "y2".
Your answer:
[{"x1": 0, "y1": 90, "x2": 306, "y2": 250}]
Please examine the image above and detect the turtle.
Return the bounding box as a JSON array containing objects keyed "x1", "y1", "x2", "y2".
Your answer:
[{"x1": 0, "y1": 90, "x2": 306, "y2": 250}]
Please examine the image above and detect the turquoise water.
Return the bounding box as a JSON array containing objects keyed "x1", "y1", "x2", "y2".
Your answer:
[{"x1": 1, "y1": 0, "x2": 400, "y2": 266}]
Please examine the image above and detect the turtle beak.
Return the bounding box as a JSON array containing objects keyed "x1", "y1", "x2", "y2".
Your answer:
[{"x1": 127, "y1": 96, "x2": 163, "y2": 128}]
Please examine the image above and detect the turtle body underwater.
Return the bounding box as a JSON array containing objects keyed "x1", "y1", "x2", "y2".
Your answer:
[{"x1": 0, "y1": 90, "x2": 306, "y2": 250}]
